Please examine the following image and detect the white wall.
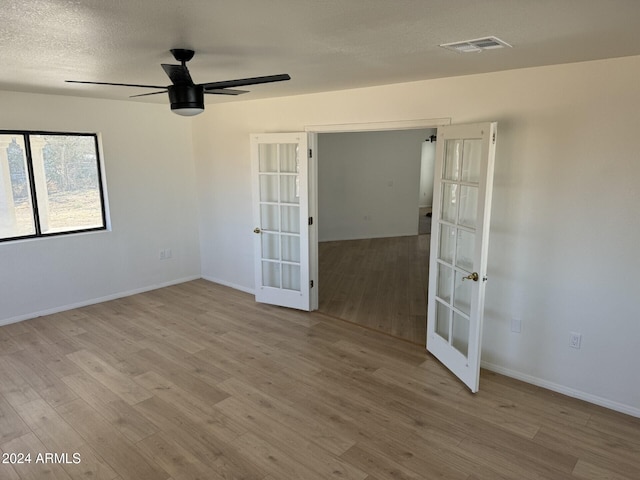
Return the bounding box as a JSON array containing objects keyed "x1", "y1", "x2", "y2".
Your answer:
[
  {"x1": 192, "y1": 55, "x2": 640, "y2": 416},
  {"x1": 0, "y1": 91, "x2": 201, "y2": 324},
  {"x1": 318, "y1": 129, "x2": 430, "y2": 242}
]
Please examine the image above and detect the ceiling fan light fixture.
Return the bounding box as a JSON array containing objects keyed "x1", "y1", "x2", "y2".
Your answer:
[
  {"x1": 168, "y1": 84, "x2": 204, "y2": 116},
  {"x1": 172, "y1": 106, "x2": 204, "y2": 117}
]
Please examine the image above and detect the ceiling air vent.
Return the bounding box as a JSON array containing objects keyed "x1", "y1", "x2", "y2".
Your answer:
[{"x1": 440, "y1": 36, "x2": 512, "y2": 53}]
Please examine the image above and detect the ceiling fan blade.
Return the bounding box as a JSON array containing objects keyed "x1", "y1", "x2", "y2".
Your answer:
[
  {"x1": 162, "y1": 63, "x2": 194, "y2": 85},
  {"x1": 204, "y1": 88, "x2": 249, "y2": 96},
  {"x1": 201, "y1": 73, "x2": 290, "y2": 90},
  {"x1": 129, "y1": 90, "x2": 168, "y2": 98},
  {"x1": 66, "y1": 80, "x2": 167, "y2": 89}
]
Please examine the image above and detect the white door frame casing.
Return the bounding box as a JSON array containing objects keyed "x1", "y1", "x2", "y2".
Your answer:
[{"x1": 305, "y1": 118, "x2": 451, "y2": 134}]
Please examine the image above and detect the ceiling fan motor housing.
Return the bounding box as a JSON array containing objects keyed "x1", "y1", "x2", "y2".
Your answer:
[{"x1": 168, "y1": 84, "x2": 204, "y2": 111}]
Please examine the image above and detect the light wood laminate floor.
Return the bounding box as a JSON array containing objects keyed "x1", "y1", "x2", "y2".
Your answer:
[
  {"x1": 319, "y1": 235, "x2": 430, "y2": 344},
  {"x1": 1, "y1": 280, "x2": 639, "y2": 480}
]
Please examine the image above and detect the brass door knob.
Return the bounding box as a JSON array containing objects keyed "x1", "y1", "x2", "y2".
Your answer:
[
  {"x1": 463, "y1": 272, "x2": 479, "y2": 282},
  {"x1": 253, "y1": 227, "x2": 261, "y2": 234}
]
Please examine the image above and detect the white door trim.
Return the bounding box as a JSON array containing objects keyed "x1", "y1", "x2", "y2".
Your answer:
[
  {"x1": 305, "y1": 118, "x2": 451, "y2": 134},
  {"x1": 308, "y1": 132, "x2": 319, "y2": 311}
]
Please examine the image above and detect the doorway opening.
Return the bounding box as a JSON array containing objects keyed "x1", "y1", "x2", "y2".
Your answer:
[
  {"x1": 252, "y1": 118, "x2": 494, "y2": 391},
  {"x1": 315, "y1": 128, "x2": 437, "y2": 344}
]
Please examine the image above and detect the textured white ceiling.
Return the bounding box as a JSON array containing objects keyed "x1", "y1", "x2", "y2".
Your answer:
[{"x1": 2, "y1": 0, "x2": 640, "y2": 105}]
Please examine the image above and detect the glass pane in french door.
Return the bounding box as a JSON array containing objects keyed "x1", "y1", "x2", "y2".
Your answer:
[
  {"x1": 435, "y1": 301, "x2": 451, "y2": 341},
  {"x1": 460, "y1": 139, "x2": 482, "y2": 183},
  {"x1": 452, "y1": 312, "x2": 470, "y2": 356},
  {"x1": 258, "y1": 143, "x2": 302, "y2": 292}
]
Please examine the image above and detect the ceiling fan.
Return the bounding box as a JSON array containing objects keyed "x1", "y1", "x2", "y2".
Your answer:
[{"x1": 66, "y1": 49, "x2": 291, "y2": 116}]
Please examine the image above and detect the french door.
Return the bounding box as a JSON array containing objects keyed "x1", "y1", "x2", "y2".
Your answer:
[
  {"x1": 426, "y1": 122, "x2": 497, "y2": 392},
  {"x1": 250, "y1": 133, "x2": 311, "y2": 311}
]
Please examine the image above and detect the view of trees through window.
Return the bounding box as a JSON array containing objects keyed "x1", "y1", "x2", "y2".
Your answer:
[{"x1": 0, "y1": 132, "x2": 106, "y2": 241}]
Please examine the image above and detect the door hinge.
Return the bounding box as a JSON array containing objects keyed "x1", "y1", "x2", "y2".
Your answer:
[
  {"x1": 310, "y1": 280, "x2": 314, "y2": 288},
  {"x1": 308, "y1": 217, "x2": 313, "y2": 226},
  {"x1": 309, "y1": 148, "x2": 312, "y2": 158},
  {"x1": 492, "y1": 132, "x2": 496, "y2": 144}
]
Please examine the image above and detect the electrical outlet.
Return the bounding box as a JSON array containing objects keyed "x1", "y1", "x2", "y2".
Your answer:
[
  {"x1": 165, "y1": 248, "x2": 172, "y2": 259},
  {"x1": 159, "y1": 249, "x2": 166, "y2": 260},
  {"x1": 510, "y1": 318, "x2": 521, "y2": 333},
  {"x1": 569, "y1": 332, "x2": 582, "y2": 349}
]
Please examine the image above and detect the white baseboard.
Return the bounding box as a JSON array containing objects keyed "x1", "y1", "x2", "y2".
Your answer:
[
  {"x1": 201, "y1": 275, "x2": 255, "y2": 295},
  {"x1": 482, "y1": 361, "x2": 640, "y2": 419},
  {"x1": 0, "y1": 275, "x2": 201, "y2": 327}
]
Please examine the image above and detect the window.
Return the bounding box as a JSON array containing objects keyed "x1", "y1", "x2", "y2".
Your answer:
[{"x1": 0, "y1": 131, "x2": 107, "y2": 242}]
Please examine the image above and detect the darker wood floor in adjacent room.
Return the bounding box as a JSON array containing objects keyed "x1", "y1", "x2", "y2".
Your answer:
[
  {"x1": 318, "y1": 235, "x2": 430, "y2": 344},
  {"x1": 0, "y1": 280, "x2": 639, "y2": 480}
]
